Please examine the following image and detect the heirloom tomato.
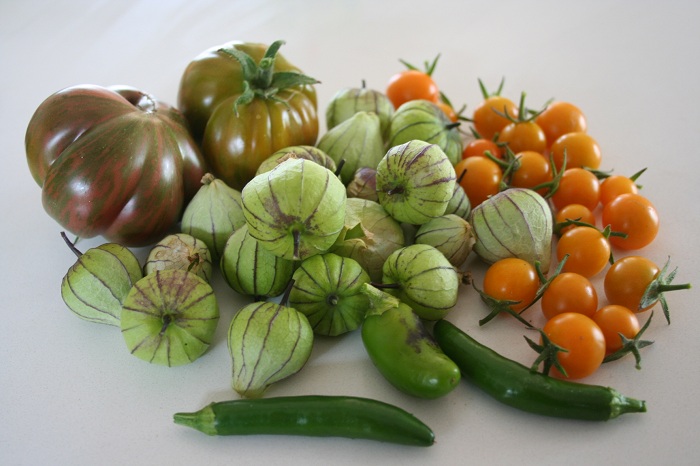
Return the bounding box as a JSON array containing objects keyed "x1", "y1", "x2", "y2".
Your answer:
[
  {"x1": 25, "y1": 85, "x2": 207, "y2": 247},
  {"x1": 177, "y1": 40, "x2": 319, "y2": 190}
]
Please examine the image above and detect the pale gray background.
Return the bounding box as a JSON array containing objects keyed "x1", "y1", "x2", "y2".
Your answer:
[{"x1": 2, "y1": 1, "x2": 699, "y2": 465}]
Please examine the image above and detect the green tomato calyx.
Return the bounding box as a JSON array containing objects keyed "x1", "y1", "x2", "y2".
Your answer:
[{"x1": 218, "y1": 40, "x2": 319, "y2": 115}]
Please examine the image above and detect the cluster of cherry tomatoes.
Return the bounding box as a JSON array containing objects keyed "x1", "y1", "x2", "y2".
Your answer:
[
  {"x1": 466, "y1": 82, "x2": 685, "y2": 380},
  {"x1": 385, "y1": 59, "x2": 689, "y2": 381}
]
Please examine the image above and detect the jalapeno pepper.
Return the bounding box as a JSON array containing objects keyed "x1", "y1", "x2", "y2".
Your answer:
[
  {"x1": 360, "y1": 284, "x2": 461, "y2": 399},
  {"x1": 433, "y1": 319, "x2": 646, "y2": 420},
  {"x1": 173, "y1": 395, "x2": 435, "y2": 446}
]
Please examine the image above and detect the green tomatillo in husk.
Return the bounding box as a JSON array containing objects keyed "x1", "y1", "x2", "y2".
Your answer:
[
  {"x1": 228, "y1": 300, "x2": 313, "y2": 398},
  {"x1": 144, "y1": 233, "x2": 213, "y2": 282},
  {"x1": 181, "y1": 173, "x2": 246, "y2": 262},
  {"x1": 387, "y1": 99, "x2": 462, "y2": 165},
  {"x1": 220, "y1": 224, "x2": 295, "y2": 299},
  {"x1": 381, "y1": 244, "x2": 460, "y2": 320},
  {"x1": 330, "y1": 198, "x2": 405, "y2": 282},
  {"x1": 444, "y1": 181, "x2": 471, "y2": 220},
  {"x1": 325, "y1": 83, "x2": 394, "y2": 139},
  {"x1": 346, "y1": 167, "x2": 378, "y2": 202},
  {"x1": 317, "y1": 111, "x2": 386, "y2": 185},
  {"x1": 120, "y1": 269, "x2": 220, "y2": 367},
  {"x1": 256, "y1": 145, "x2": 336, "y2": 176},
  {"x1": 414, "y1": 214, "x2": 476, "y2": 268},
  {"x1": 60, "y1": 232, "x2": 143, "y2": 327},
  {"x1": 470, "y1": 187, "x2": 553, "y2": 270},
  {"x1": 376, "y1": 140, "x2": 456, "y2": 225},
  {"x1": 242, "y1": 157, "x2": 347, "y2": 261},
  {"x1": 288, "y1": 253, "x2": 370, "y2": 336}
]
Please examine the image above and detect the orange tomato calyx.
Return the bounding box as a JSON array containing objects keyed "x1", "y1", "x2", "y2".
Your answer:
[
  {"x1": 477, "y1": 77, "x2": 506, "y2": 99},
  {"x1": 525, "y1": 328, "x2": 570, "y2": 377},
  {"x1": 400, "y1": 53, "x2": 441, "y2": 77},
  {"x1": 472, "y1": 281, "x2": 535, "y2": 328},
  {"x1": 602, "y1": 311, "x2": 655, "y2": 370},
  {"x1": 639, "y1": 257, "x2": 692, "y2": 324}
]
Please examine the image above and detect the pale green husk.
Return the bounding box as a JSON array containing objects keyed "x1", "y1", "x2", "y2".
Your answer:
[
  {"x1": 414, "y1": 214, "x2": 476, "y2": 268},
  {"x1": 325, "y1": 85, "x2": 394, "y2": 138},
  {"x1": 120, "y1": 270, "x2": 219, "y2": 367},
  {"x1": 181, "y1": 174, "x2": 246, "y2": 262},
  {"x1": 288, "y1": 253, "x2": 370, "y2": 336},
  {"x1": 61, "y1": 243, "x2": 143, "y2": 326},
  {"x1": 228, "y1": 301, "x2": 313, "y2": 398},
  {"x1": 317, "y1": 111, "x2": 386, "y2": 184},
  {"x1": 470, "y1": 188, "x2": 553, "y2": 270},
  {"x1": 256, "y1": 145, "x2": 336, "y2": 175},
  {"x1": 387, "y1": 99, "x2": 462, "y2": 165},
  {"x1": 220, "y1": 224, "x2": 294, "y2": 299},
  {"x1": 241, "y1": 158, "x2": 347, "y2": 261},
  {"x1": 381, "y1": 244, "x2": 460, "y2": 320},
  {"x1": 330, "y1": 197, "x2": 404, "y2": 282},
  {"x1": 376, "y1": 140, "x2": 456, "y2": 225}
]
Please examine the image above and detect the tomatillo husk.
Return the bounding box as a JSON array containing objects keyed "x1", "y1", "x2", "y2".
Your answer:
[
  {"x1": 288, "y1": 253, "x2": 370, "y2": 336},
  {"x1": 220, "y1": 224, "x2": 294, "y2": 299},
  {"x1": 120, "y1": 269, "x2": 219, "y2": 367},
  {"x1": 387, "y1": 99, "x2": 462, "y2": 165},
  {"x1": 242, "y1": 157, "x2": 346, "y2": 261},
  {"x1": 325, "y1": 84, "x2": 394, "y2": 139},
  {"x1": 256, "y1": 145, "x2": 336, "y2": 176},
  {"x1": 381, "y1": 244, "x2": 460, "y2": 320},
  {"x1": 60, "y1": 234, "x2": 143, "y2": 327},
  {"x1": 144, "y1": 233, "x2": 212, "y2": 282},
  {"x1": 330, "y1": 198, "x2": 405, "y2": 282},
  {"x1": 181, "y1": 173, "x2": 246, "y2": 262},
  {"x1": 414, "y1": 214, "x2": 475, "y2": 268},
  {"x1": 228, "y1": 301, "x2": 313, "y2": 398},
  {"x1": 317, "y1": 111, "x2": 386, "y2": 185},
  {"x1": 376, "y1": 140, "x2": 456, "y2": 225},
  {"x1": 470, "y1": 187, "x2": 553, "y2": 270}
]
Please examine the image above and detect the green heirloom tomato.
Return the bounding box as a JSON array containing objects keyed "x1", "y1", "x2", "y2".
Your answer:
[
  {"x1": 25, "y1": 85, "x2": 207, "y2": 247},
  {"x1": 178, "y1": 40, "x2": 319, "y2": 190}
]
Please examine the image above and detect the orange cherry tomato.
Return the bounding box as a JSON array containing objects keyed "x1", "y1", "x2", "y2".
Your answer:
[
  {"x1": 554, "y1": 204, "x2": 596, "y2": 232},
  {"x1": 601, "y1": 193, "x2": 659, "y2": 250},
  {"x1": 472, "y1": 95, "x2": 518, "y2": 141},
  {"x1": 462, "y1": 138, "x2": 502, "y2": 160},
  {"x1": 497, "y1": 120, "x2": 547, "y2": 154},
  {"x1": 542, "y1": 312, "x2": 606, "y2": 379},
  {"x1": 604, "y1": 255, "x2": 660, "y2": 313},
  {"x1": 535, "y1": 101, "x2": 588, "y2": 147},
  {"x1": 592, "y1": 304, "x2": 641, "y2": 352},
  {"x1": 436, "y1": 100, "x2": 458, "y2": 122},
  {"x1": 599, "y1": 175, "x2": 639, "y2": 205},
  {"x1": 550, "y1": 132, "x2": 602, "y2": 171},
  {"x1": 541, "y1": 272, "x2": 598, "y2": 320},
  {"x1": 483, "y1": 258, "x2": 539, "y2": 312},
  {"x1": 556, "y1": 226, "x2": 611, "y2": 278},
  {"x1": 510, "y1": 151, "x2": 553, "y2": 193},
  {"x1": 454, "y1": 156, "x2": 502, "y2": 208},
  {"x1": 550, "y1": 168, "x2": 600, "y2": 211},
  {"x1": 386, "y1": 69, "x2": 440, "y2": 108}
]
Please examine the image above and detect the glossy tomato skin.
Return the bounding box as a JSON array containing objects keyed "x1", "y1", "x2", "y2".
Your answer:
[
  {"x1": 202, "y1": 88, "x2": 318, "y2": 190},
  {"x1": 178, "y1": 41, "x2": 319, "y2": 190},
  {"x1": 543, "y1": 312, "x2": 606, "y2": 379},
  {"x1": 26, "y1": 85, "x2": 207, "y2": 247}
]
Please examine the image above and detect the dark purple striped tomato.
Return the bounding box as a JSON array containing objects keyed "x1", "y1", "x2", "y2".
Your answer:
[
  {"x1": 177, "y1": 41, "x2": 319, "y2": 191},
  {"x1": 25, "y1": 84, "x2": 207, "y2": 247}
]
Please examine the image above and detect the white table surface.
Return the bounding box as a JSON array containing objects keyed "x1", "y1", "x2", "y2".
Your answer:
[{"x1": 2, "y1": 1, "x2": 699, "y2": 465}]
